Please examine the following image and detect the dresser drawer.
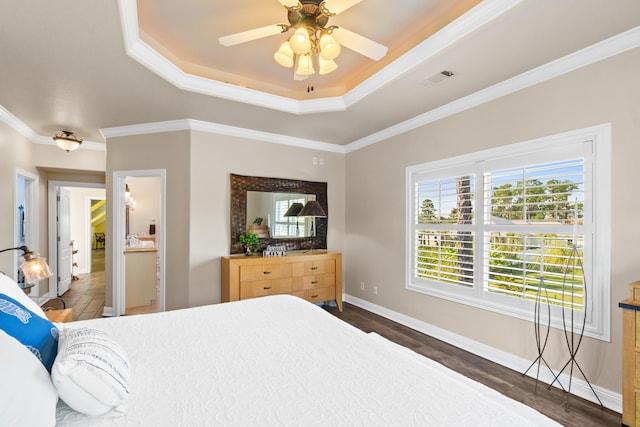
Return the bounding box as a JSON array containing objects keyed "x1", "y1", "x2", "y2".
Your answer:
[
  {"x1": 240, "y1": 278, "x2": 293, "y2": 299},
  {"x1": 293, "y1": 286, "x2": 335, "y2": 304},
  {"x1": 222, "y1": 252, "x2": 342, "y2": 311},
  {"x1": 240, "y1": 263, "x2": 291, "y2": 282},
  {"x1": 292, "y1": 259, "x2": 335, "y2": 277},
  {"x1": 292, "y1": 273, "x2": 335, "y2": 291}
]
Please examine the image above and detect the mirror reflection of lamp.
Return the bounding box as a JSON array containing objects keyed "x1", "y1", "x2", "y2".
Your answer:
[
  {"x1": 0, "y1": 246, "x2": 53, "y2": 285},
  {"x1": 297, "y1": 201, "x2": 327, "y2": 238},
  {"x1": 283, "y1": 202, "x2": 304, "y2": 236}
]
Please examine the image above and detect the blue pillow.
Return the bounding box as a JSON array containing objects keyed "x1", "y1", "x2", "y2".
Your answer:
[{"x1": 0, "y1": 293, "x2": 59, "y2": 372}]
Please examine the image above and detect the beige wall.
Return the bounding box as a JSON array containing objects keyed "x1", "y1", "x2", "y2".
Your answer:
[
  {"x1": 0, "y1": 123, "x2": 40, "y2": 278},
  {"x1": 106, "y1": 131, "x2": 191, "y2": 310},
  {"x1": 106, "y1": 130, "x2": 345, "y2": 310},
  {"x1": 344, "y1": 47, "x2": 640, "y2": 395},
  {"x1": 188, "y1": 131, "x2": 346, "y2": 307}
]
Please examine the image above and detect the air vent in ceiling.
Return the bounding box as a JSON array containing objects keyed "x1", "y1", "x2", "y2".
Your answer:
[{"x1": 420, "y1": 70, "x2": 455, "y2": 86}]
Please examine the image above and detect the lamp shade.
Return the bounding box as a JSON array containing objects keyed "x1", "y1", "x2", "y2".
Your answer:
[
  {"x1": 319, "y1": 33, "x2": 341, "y2": 60},
  {"x1": 274, "y1": 41, "x2": 294, "y2": 68},
  {"x1": 53, "y1": 130, "x2": 82, "y2": 152},
  {"x1": 283, "y1": 202, "x2": 304, "y2": 217},
  {"x1": 298, "y1": 200, "x2": 327, "y2": 217},
  {"x1": 295, "y1": 54, "x2": 315, "y2": 76},
  {"x1": 20, "y1": 252, "x2": 53, "y2": 284},
  {"x1": 319, "y1": 56, "x2": 338, "y2": 75},
  {"x1": 0, "y1": 246, "x2": 53, "y2": 284},
  {"x1": 289, "y1": 27, "x2": 311, "y2": 55}
]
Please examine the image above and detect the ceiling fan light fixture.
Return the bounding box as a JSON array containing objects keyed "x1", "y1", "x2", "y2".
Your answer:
[
  {"x1": 319, "y1": 33, "x2": 340, "y2": 60},
  {"x1": 289, "y1": 26, "x2": 311, "y2": 55},
  {"x1": 274, "y1": 41, "x2": 294, "y2": 68},
  {"x1": 318, "y1": 56, "x2": 337, "y2": 75},
  {"x1": 295, "y1": 54, "x2": 315, "y2": 76},
  {"x1": 53, "y1": 130, "x2": 83, "y2": 152}
]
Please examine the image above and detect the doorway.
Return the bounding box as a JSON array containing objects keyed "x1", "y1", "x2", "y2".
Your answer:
[
  {"x1": 48, "y1": 182, "x2": 106, "y2": 315},
  {"x1": 113, "y1": 170, "x2": 166, "y2": 317}
]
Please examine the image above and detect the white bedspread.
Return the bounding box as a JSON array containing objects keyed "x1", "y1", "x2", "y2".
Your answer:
[{"x1": 55, "y1": 295, "x2": 559, "y2": 426}]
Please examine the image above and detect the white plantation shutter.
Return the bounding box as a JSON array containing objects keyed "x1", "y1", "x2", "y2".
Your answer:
[
  {"x1": 483, "y1": 159, "x2": 585, "y2": 307},
  {"x1": 414, "y1": 176, "x2": 475, "y2": 288},
  {"x1": 406, "y1": 125, "x2": 611, "y2": 340}
]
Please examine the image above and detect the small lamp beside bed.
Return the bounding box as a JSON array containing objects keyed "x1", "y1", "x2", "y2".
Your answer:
[{"x1": 0, "y1": 245, "x2": 54, "y2": 285}]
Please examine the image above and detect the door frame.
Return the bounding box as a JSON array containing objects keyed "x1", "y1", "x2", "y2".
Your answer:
[
  {"x1": 112, "y1": 170, "x2": 166, "y2": 317},
  {"x1": 48, "y1": 181, "x2": 106, "y2": 300},
  {"x1": 14, "y1": 169, "x2": 39, "y2": 292}
]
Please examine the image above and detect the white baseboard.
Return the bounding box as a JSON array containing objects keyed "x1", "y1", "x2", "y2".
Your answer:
[
  {"x1": 102, "y1": 306, "x2": 113, "y2": 317},
  {"x1": 344, "y1": 294, "x2": 621, "y2": 413}
]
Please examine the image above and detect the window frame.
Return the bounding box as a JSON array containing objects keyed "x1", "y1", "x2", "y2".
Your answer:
[{"x1": 405, "y1": 124, "x2": 611, "y2": 341}]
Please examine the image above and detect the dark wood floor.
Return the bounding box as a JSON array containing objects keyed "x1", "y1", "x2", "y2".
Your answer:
[{"x1": 324, "y1": 302, "x2": 621, "y2": 427}]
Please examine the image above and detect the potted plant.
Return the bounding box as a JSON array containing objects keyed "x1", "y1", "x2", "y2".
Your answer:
[{"x1": 239, "y1": 232, "x2": 260, "y2": 256}]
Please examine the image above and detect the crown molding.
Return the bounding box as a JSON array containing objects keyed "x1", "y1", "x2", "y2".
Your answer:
[
  {"x1": 100, "y1": 119, "x2": 346, "y2": 154},
  {"x1": 0, "y1": 105, "x2": 105, "y2": 151},
  {"x1": 3, "y1": 20, "x2": 637, "y2": 156},
  {"x1": 345, "y1": 25, "x2": 640, "y2": 154},
  {"x1": 117, "y1": 0, "x2": 522, "y2": 115}
]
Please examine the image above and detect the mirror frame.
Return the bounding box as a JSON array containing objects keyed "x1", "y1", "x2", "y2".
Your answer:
[{"x1": 230, "y1": 174, "x2": 328, "y2": 254}]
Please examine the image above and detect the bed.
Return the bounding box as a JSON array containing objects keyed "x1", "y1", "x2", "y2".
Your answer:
[{"x1": 0, "y1": 274, "x2": 559, "y2": 426}]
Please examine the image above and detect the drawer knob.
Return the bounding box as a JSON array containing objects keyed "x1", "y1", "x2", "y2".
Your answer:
[
  {"x1": 311, "y1": 281, "x2": 318, "y2": 285},
  {"x1": 311, "y1": 294, "x2": 319, "y2": 299},
  {"x1": 311, "y1": 266, "x2": 318, "y2": 270},
  {"x1": 264, "y1": 286, "x2": 272, "y2": 290},
  {"x1": 263, "y1": 271, "x2": 271, "y2": 275}
]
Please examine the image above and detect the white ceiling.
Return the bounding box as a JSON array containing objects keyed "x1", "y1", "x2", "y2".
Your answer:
[{"x1": 0, "y1": 0, "x2": 639, "y2": 150}]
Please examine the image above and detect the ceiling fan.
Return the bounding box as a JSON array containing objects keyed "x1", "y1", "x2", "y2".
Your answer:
[{"x1": 218, "y1": 0, "x2": 388, "y2": 78}]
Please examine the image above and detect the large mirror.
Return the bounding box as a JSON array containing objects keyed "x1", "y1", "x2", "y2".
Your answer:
[{"x1": 230, "y1": 174, "x2": 328, "y2": 254}]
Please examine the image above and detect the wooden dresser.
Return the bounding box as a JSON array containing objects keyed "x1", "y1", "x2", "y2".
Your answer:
[
  {"x1": 221, "y1": 252, "x2": 342, "y2": 311},
  {"x1": 620, "y1": 280, "x2": 640, "y2": 426}
]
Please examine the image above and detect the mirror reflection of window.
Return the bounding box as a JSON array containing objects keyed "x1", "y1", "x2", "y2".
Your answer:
[
  {"x1": 246, "y1": 191, "x2": 315, "y2": 238},
  {"x1": 273, "y1": 194, "x2": 315, "y2": 238}
]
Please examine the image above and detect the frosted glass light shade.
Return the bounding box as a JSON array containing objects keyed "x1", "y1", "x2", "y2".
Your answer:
[
  {"x1": 319, "y1": 33, "x2": 341, "y2": 60},
  {"x1": 319, "y1": 56, "x2": 338, "y2": 75},
  {"x1": 274, "y1": 41, "x2": 294, "y2": 68},
  {"x1": 20, "y1": 252, "x2": 53, "y2": 284},
  {"x1": 289, "y1": 27, "x2": 311, "y2": 55},
  {"x1": 295, "y1": 54, "x2": 315, "y2": 76}
]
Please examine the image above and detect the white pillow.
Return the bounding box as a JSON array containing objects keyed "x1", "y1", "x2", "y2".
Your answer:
[
  {"x1": 0, "y1": 272, "x2": 47, "y2": 319},
  {"x1": 0, "y1": 330, "x2": 58, "y2": 427},
  {"x1": 51, "y1": 327, "x2": 130, "y2": 416}
]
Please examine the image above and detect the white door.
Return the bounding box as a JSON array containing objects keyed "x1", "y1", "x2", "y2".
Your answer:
[{"x1": 57, "y1": 187, "x2": 72, "y2": 296}]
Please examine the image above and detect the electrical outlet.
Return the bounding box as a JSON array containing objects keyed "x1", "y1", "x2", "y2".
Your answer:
[
  {"x1": 360, "y1": 282, "x2": 365, "y2": 291},
  {"x1": 373, "y1": 286, "x2": 378, "y2": 295}
]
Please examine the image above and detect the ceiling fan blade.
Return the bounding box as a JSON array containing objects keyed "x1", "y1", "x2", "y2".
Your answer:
[
  {"x1": 278, "y1": 0, "x2": 301, "y2": 8},
  {"x1": 219, "y1": 25, "x2": 285, "y2": 47},
  {"x1": 322, "y1": 0, "x2": 363, "y2": 15},
  {"x1": 332, "y1": 27, "x2": 387, "y2": 61}
]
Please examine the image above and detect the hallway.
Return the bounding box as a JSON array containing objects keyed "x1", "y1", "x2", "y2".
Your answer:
[{"x1": 43, "y1": 249, "x2": 105, "y2": 320}]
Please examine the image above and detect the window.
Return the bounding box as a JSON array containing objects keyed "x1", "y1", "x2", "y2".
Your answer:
[{"x1": 406, "y1": 125, "x2": 611, "y2": 340}]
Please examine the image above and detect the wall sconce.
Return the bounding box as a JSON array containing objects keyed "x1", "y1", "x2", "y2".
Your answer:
[{"x1": 0, "y1": 246, "x2": 53, "y2": 285}]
